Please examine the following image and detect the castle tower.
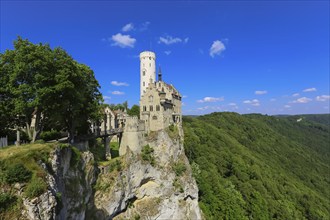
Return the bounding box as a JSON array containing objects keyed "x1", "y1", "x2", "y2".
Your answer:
[{"x1": 140, "y1": 51, "x2": 156, "y2": 99}]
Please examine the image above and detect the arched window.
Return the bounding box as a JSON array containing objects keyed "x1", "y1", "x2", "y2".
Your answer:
[
  {"x1": 150, "y1": 105, "x2": 153, "y2": 111},
  {"x1": 149, "y1": 95, "x2": 153, "y2": 102},
  {"x1": 153, "y1": 116, "x2": 157, "y2": 120},
  {"x1": 156, "y1": 105, "x2": 160, "y2": 111}
]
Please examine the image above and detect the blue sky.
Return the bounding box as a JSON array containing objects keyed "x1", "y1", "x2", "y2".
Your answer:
[{"x1": 1, "y1": 1, "x2": 329, "y2": 115}]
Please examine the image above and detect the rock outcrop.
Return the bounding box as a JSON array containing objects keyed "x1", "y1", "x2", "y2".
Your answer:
[
  {"x1": 21, "y1": 126, "x2": 202, "y2": 219},
  {"x1": 22, "y1": 146, "x2": 97, "y2": 220},
  {"x1": 92, "y1": 127, "x2": 202, "y2": 219}
]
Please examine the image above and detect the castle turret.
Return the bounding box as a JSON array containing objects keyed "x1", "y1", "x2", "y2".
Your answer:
[{"x1": 140, "y1": 51, "x2": 156, "y2": 99}]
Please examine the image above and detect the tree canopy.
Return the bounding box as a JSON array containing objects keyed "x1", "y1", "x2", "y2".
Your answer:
[
  {"x1": 183, "y1": 112, "x2": 330, "y2": 220},
  {"x1": 0, "y1": 37, "x2": 103, "y2": 142}
]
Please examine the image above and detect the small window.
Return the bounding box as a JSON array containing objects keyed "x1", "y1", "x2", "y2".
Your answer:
[
  {"x1": 153, "y1": 116, "x2": 157, "y2": 120},
  {"x1": 149, "y1": 57, "x2": 151, "y2": 60},
  {"x1": 149, "y1": 63, "x2": 151, "y2": 67},
  {"x1": 143, "y1": 71, "x2": 145, "y2": 76},
  {"x1": 156, "y1": 105, "x2": 160, "y2": 111},
  {"x1": 150, "y1": 105, "x2": 153, "y2": 111},
  {"x1": 143, "y1": 82, "x2": 145, "y2": 86},
  {"x1": 143, "y1": 106, "x2": 146, "y2": 111},
  {"x1": 149, "y1": 95, "x2": 153, "y2": 102}
]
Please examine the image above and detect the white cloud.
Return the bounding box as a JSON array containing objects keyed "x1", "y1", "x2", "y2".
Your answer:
[
  {"x1": 164, "y1": 50, "x2": 171, "y2": 55},
  {"x1": 139, "y1": 21, "x2": 150, "y2": 31},
  {"x1": 303, "y1": 88, "x2": 317, "y2": 92},
  {"x1": 111, "y1": 33, "x2": 136, "y2": 48},
  {"x1": 270, "y1": 98, "x2": 276, "y2": 102},
  {"x1": 197, "y1": 106, "x2": 210, "y2": 111},
  {"x1": 184, "y1": 37, "x2": 189, "y2": 43},
  {"x1": 122, "y1": 23, "x2": 134, "y2": 32},
  {"x1": 158, "y1": 35, "x2": 184, "y2": 45},
  {"x1": 243, "y1": 99, "x2": 260, "y2": 106},
  {"x1": 111, "y1": 81, "x2": 129, "y2": 86},
  {"x1": 103, "y1": 96, "x2": 111, "y2": 104},
  {"x1": 111, "y1": 91, "x2": 125, "y2": 95},
  {"x1": 292, "y1": 97, "x2": 312, "y2": 103},
  {"x1": 292, "y1": 93, "x2": 300, "y2": 97},
  {"x1": 284, "y1": 105, "x2": 291, "y2": 108},
  {"x1": 316, "y1": 95, "x2": 330, "y2": 102},
  {"x1": 228, "y1": 103, "x2": 238, "y2": 109},
  {"x1": 209, "y1": 40, "x2": 226, "y2": 57},
  {"x1": 255, "y1": 90, "x2": 267, "y2": 95},
  {"x1": 197, "y1": 97, "x2": 224, "y2": 103},
  {"x1": 182, "y1": 95, "x2": 188, "y2": 98}
]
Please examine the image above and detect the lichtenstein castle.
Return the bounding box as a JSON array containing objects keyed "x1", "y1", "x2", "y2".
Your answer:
[
  {"x1": 118, "y1": 51, "x2": 182, "y2": 155},
  {"x1": 139, "y1": 51, "x2": 182, "y2": 132}
]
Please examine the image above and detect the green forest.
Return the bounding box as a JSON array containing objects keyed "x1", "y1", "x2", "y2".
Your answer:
[{"x1": 183, "y1": 113, "x2": 329, "y2": 220}]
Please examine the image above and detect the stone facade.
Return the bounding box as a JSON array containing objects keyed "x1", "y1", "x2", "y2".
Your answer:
[
  {"x1": 139, "y1": 51, "x2": 182, "y2": 132},
  {"x1": 90, "y1": 107, "x2": 126, "y2": 135},
  {"x1": 119, "y1": 116, "x2": 146, "y2": 156}
]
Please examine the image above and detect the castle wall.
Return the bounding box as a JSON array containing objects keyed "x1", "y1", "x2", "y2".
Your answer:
[
  {"x1": 140, "y1": 83, "x2": 166, "y2": 132},
  {"x1": 119, "y1": 116, "x2": 146, "y2": 156}
]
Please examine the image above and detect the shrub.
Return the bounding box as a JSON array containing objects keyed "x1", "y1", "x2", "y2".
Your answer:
[
  {"x1": 34, "y1": 139, "x2": 45, "y2": 144},
  {"x1": 0, "y1": 193, "x2": 17, "y2": 211},
  {"x1": 108, "y1": 159, "x2": 122, "y2": 172},
  {"x1": 40, "y1": 130, "x2": 61, "y2": 141},
  {"x1": 173, "y1": 162, "x2": 187, "y2": 176},
  {"x1": 55, "y1": 192, "x2": 63, "y2": 213},
  {"x1": 141, "y1": 145, "x2": 155, "y2": 166},
  {"x1": 59, "y1": 143, "x2": 70, "y2": 149},
  {"x1": 25, "y1": 177, "x2": 47, "y2": 198},
  {"x1": 167, "y1": 124, "x2": 179, "y2": 139},
  {"x1": 70, "y1": 146, "x2": 81, "y2": 167},
  {"x1": 5, "y1": 164, "x2": 32, "y2": 184}
]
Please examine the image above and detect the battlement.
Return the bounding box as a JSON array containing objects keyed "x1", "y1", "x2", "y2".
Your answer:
[{"x1": 125, "y1": 116, "x2": 145, "y2": 132}]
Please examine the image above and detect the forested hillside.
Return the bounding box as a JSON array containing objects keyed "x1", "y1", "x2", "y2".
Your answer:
[
  {"x1": 183, "y1": 112, "x2": 329, "y2": 220},
  {"x1": 276, "y1": 114, "x2": 330, "y2": 127}
]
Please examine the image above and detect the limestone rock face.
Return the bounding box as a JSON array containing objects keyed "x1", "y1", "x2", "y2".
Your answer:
[
  {"x1": 22, "y1": 146, "x2": 97, "y2": 220},
  {"x1": 23, "y1": 190, "x2": 57, "y2": 220},
  {"x1": 20, "y1": 127, "x2": 202, "y2": 220},
  {"x1": 93, "y1": 128, "x2": 202, "y2": 219}
]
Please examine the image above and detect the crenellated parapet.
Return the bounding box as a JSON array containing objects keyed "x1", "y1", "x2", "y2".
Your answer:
[{"x1": 124, "y1": 116, "x2": 145, "y2": 132}]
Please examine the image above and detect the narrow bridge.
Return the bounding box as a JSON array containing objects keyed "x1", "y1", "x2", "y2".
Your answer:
[{"x1": 97, "y1": 128, "x2": 123, "y2": 138}]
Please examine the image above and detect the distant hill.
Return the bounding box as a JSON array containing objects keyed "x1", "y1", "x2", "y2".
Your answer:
[
  {"x1": 183, "y1": 112, "x2": 329, "y2": 219},
  {"x1": 275, "y1": 114, "x2": 330, "y2": 127}
]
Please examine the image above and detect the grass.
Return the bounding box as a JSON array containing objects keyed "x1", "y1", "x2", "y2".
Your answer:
[
  {"x1": 0, "y1": 143, "x2": 56, "y2": 219},
  {"x1": 110, "y1": 142, "x2": 119, "y2": 158},
  {"x1": 0, "y1": 143, "x2": 54, "y2": 160},
  {"x1": 95, "y1": 157, "x2": 123, "y2": 192}
]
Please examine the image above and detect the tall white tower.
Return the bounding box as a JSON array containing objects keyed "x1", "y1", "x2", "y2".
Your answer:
[{"x1": 140, "y1": 51, "x2": 156, "y2": 99}]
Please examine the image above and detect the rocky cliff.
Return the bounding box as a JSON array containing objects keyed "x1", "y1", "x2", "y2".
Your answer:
[
  {"x1": 92, "y1": 128, "x2": 201, "y2": 219},
  {"x1": 22, "y1": 145, "x2": 97, "y2": 219},
  {"x1": 3, "y1": 126, "x2": 202, "y2": 219}
]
